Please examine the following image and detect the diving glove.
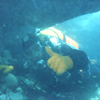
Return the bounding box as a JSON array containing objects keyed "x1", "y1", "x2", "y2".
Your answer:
[{"x1": 45, "y1": 46, "x2": 73, "y2": 75}]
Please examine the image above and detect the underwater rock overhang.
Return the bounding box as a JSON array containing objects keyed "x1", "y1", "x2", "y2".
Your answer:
[{"x1": 0, "y1": 0, "x2": 100, "y2": 28}]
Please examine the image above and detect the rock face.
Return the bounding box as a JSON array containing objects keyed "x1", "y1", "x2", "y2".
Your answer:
[
  {"x1": 0, "y1": 0, "x2": 100, "y2": 28},
  {"x1": 5, "y1": 73, "x2": 18, "y2": 87}
]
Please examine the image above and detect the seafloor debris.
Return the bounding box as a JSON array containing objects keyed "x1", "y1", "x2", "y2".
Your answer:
[
  {"x1": 37, "y1": 96, "x2": 46, "y2": 100},
  {"x1": 17, "y1": 76, "x2": 79, "y2": 99},
  {"x1": 16, "y1": 87, "x2": 23, "y2": 93},
  {"x1": 18, "y1": 76, "x2": 46, "y2": 93},
  {"x1": 0, "y1": 91, "x2": 28, "y2": 100}
]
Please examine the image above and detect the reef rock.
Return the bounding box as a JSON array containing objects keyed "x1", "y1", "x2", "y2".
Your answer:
[{"x1": 5, "y1": 73, "x2": 18, "y2": 87}]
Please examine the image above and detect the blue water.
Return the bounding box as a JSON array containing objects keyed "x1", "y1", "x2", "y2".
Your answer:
[
  {"x1": 56, "y1": 11, "x2": 100, "y2": 64},
  {"x1": 0, "y1": 1, "x2": 100, "y2": 100}
]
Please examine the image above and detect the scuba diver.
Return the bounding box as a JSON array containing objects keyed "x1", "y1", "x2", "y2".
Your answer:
[{"x1": 21, "y1": 27, "x2": 99, "y2": 99}]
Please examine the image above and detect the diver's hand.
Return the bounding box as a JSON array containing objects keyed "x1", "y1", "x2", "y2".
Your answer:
[{"x1": 45, "y1": 47, "x2": 73, "y2": 75}]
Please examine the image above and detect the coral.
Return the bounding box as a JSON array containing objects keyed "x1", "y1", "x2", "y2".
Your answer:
[
  {"x1": 0, "y1": 65, "x2": 14, "y2": 74},
  {"x1": 45, "y1": 46, "x2": 73, "y2": 75}
]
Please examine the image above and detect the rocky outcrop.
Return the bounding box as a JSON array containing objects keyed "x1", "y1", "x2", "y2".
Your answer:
[{"x1": 0, "y1": 0, "x2": 100, "y2": 28}]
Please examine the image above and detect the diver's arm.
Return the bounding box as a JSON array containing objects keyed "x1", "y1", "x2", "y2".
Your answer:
[
  {"x1": 61, "y1": 44, "x2": 89, "y2": 70},
  {"x1": 45, "y1": 45, "x2": 89, "y2": 75},
  {"x1": 67, "y1": 49, "x2": 89, "y2": 70}
]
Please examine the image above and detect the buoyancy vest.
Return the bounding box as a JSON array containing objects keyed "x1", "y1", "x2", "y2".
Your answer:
[{"x1": 40, "y1": 27, "x2": 79, "y2": 49}]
